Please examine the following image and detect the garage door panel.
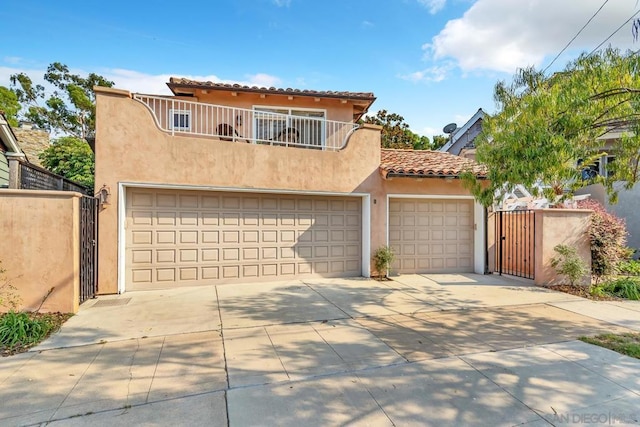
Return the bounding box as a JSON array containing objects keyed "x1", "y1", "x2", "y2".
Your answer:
[
  {"x1": 180, "y1": 249, "x2": 198, "y2": 262},
  {"x1": 132, "y1": 250, "x2": 152, "y2": 264},
  {"x1": 389, "y1": 198, "x2": 474, "y2": 274},
  {"x1": 298, "y1": 199, "x2": 313, "y2": 210},
  {"x1": 298, "y1": 262, "x2": 312, "y2": 274},
  {"x1": 131, "y1": 192, "x2": 153, "y2": 207},
  {"x1": 157, "y1": 194, "x2": 176, "y2": 207},
  {"x1": 156, "y1": 231, "x2": 175, "y2": 244},
  {"x1": 132, "y1": 211, "x2": 153, "y2": 225},
  {"x1": 314, "y1": 262, "x2": 329, "y2": 274},
  {"x1": 131, "y1": 269, "x2": 152, "y2": 283},
  {"x1": 180, "y1": 212, "x2": 198, "y2": 225},
  {"x1": 180, "y1": 267, "x2": 197, "y2": 281},
  {"x1": 126, "y1": 189, "x2": 361, "y2": 289},
  {"x1": 202, "y1": 266, "x2": 219, "y2": 279},
  {"x1": 132, "y1": 231, "x2": 152, "y2": 244}
]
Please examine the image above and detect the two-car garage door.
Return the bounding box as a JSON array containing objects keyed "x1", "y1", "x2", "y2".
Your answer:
[
  {"x1": 389, "y1": 198, "x2": 474, "y2": 274},
  {"x1": 125, "y1": 189, "x2": 362, "y2": 290}
]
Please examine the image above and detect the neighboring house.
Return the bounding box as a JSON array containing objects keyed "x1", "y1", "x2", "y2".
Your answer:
[
  {"x1": 0, "y1": 113, "x2": 24, "y2": 188},
  {"x1": 94, "y1": 79, "x2": 487, "y2": 294},
  {"x1": 438, "y1": 108, "x2": 486, "y2": 159},
  {"x1": 12, "y1": 123, "x2": 50, "y2": 168},
  {"x1": 575, "y1": 129, "x2": 640, "y2": 255}
]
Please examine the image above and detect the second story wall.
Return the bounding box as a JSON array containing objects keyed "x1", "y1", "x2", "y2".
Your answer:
[
  {"x1": 194, "y1": 91, "x2": 356, "y2": 123},
  {"x1": 94, "y1": 87, "x2": 382, "y2": 194}
]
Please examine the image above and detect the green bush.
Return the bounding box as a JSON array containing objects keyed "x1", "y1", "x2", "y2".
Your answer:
[
  {"x1": 550, "y1": 244, "x2": 589, "y2": 287},
  {"x1": 591, "y1": 277, "x2": 640, "y2": 300},
  {"x1": 0, "y1": 312, "x2": 56, "y2": 350},
  {"x1": 619, "y1": 259, "x2": 640, "y2": 276},
  {"x1": 373, "y1": 246, "x2": 395, "y2": 279},
  {"x1": 578, "y1": 200, "x2": 628, "y2": 281}
]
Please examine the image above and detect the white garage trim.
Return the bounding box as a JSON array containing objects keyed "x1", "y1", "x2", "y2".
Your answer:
[
  {"x1": 117, "y1": 182, "x2": 370, "y2": 292},
  {"x1": 386, "y1": 194, "x2": 484, "y2": 274}
]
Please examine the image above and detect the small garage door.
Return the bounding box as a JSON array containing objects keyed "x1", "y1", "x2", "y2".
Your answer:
[
  {"x1": 389, "y1": 198, "x2": 474, "y2": 274},
  {"x1": 125, "y1": 188, "x2": 362, "y2": 289}
]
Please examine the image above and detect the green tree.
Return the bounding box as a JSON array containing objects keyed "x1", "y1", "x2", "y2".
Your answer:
[
  {"x1": 362, "y1": 110, "x2": 431, "y2": 150},
  {"x1": 431, "y1": 134, "x2": 448, "y2": 150},
  {"x1": 10, "y1": 62, "x2": 114, "y2": 140},
  {"x1": 39, "y1": 137, "x2": 95, "y2": 188},
  {"x1": 0, "y1": 86, "x2": 20, "y2": 127},
  {"x1": 412, "y1": 134, "x2": 431, "y2": 150},
  {"x1": 463, "y1": 48, "x2": 640, "y2": 207}
]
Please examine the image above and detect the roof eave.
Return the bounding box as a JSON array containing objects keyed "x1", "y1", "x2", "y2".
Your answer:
[
  {"x1": 381, "y1": 171, "x2": 487, "y2": 180},
  {"x1": 167, "y1": 81, "x2": 376, "y2": 102},
  {"x1": 0, "y1": 113, "x2": 22, "y2": 154}
]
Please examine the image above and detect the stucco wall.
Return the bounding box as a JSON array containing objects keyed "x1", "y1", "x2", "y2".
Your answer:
[
  {"x1": 194, "y1": 91, "x2": 355, "y2": 123},
  {"x1": 0, "y1": 190, "x2": 80, "y2": 313},
  {"x1": 533, "y1": 209, "x2": 592, "y2": 286},
  {"x1": 94, "y1": 88, "x2": 478, "y2": 293},
  {"x1": 576, "y1": 182, "x2": 639, "y2": 257},
  {"x1": 606, "y1": 182, "x2": 640, "y2": 256}
]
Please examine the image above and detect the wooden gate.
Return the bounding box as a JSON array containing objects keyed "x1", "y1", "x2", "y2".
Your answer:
[
  {"x1": 495, "y1": 210, "x2": 535, "y2": 280},
  {"x1": 79, "y1": 195, "x2": 99, "y2": 303}
]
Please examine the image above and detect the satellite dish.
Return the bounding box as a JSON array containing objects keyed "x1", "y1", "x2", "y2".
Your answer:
[{"x1": 443, "y1": 123, "x2": 457, "y2": 134}]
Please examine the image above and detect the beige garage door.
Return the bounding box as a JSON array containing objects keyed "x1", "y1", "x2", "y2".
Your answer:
[
  {"x1": 389, "y1": 198, "x2": 474, "y2": 274},
  {"x1": 125, "y1": 188, "x2": 362, "y2": 289}
]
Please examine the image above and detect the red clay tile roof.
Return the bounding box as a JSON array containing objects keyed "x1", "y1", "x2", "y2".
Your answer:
[
  {"x1": 168, "y1": 77, "x2": 376, "y2": 101},
  {"x1": 380, "y1": 148, "x2": 487, "y2": 178}
]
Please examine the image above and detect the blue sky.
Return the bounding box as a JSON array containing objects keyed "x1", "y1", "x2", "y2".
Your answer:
[{"x1": 1, "y1": 0, "x2": 638, "y2": 139}]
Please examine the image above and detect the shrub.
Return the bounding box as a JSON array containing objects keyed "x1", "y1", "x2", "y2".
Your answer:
[
  {"x1": 373, "y1": 246, "x2": 395, "y2": 279},
  {"x1": 0, "y1": 312, "x2": 56, "y2": 350},
  {"x1": 577, "y1": 200, "x2": 628, "y2": 281},
  {"x1": 551, "y1": 244, "x2": 590, "y2": 287},
  {"x1": 593, "y1": 277, "x2": 640, "y2": 300},
  {"x1": 619, "y1": 259, "x2": 640, "y2": 276}
]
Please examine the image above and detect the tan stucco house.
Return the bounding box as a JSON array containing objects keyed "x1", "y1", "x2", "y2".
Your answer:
[{"x1": 94, "y1": 79, "x2": 487, "y2": 294}]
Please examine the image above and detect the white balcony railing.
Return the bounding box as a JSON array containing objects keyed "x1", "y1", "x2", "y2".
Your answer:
[{"x1": 133, "y1": 94, "x2": 360, "y2": 151}]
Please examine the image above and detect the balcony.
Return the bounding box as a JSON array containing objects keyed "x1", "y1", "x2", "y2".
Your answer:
[{"x1": 133, "y1": 94, "x2": 360, "y2": 151}]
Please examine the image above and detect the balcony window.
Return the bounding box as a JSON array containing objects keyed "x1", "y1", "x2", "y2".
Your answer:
[
  {"x1": 254, "y1": 107, "x2": 325, "y2": 147},
  {"x1": 169, "y1": 109, "x2": 191, "y2": 131}
]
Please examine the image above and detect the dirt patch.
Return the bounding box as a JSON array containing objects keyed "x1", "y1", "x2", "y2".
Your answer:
[{"x1": 545, "y1": 284, "x2": 617, "y2": 301}]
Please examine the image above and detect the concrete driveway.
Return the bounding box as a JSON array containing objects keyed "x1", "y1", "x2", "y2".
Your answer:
[{"x1": 3, "y1": 274, "x2": 640, "y2": 426}]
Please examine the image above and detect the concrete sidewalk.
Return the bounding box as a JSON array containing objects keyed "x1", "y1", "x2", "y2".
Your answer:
[{"x1": 1, "y1": 274, "x2": 640, "y2": 426}]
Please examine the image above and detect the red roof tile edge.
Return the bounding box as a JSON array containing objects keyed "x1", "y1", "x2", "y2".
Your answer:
[{"x1": 380, "y1": 148, "x2": 487, "y2": 179}]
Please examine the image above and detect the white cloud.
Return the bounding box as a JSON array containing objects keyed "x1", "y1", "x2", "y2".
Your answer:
[
  {"x1": 399, "y1": 62, "x2": 454, "y2": 83},
  {"x1": 0, "y1": 63, "x2": 283, "y2": 95},
  {"x1": 106, "y1": 70, "x2": 282, "y2": 93},
  {"x1": 273, "y1": 0, "x2": 291, "y2": 7},
  {"x1": 244, "y1": 73, "x2": 282, "y2": 87},
  {"x1": 418, "y1": 0, "x2": 446, "y2": 14},
  {"x1": 419, "y1": 126, "x2": 440, "y2": 139},
  {"x1": 424, "y1": 0, "x2": 639, "y2": 74},
  {"x1": 3, "y1": 57, "x2": 23, "y2": 65},
  {"x1": 102, "y1": 69, "x2": 174, "y2": 94},
  {"x1": 361, "y1": 20, "x2": 374, "y2": 29},
  {"x1": 0, "y1": 65, "x2": 47, "y2": 88}
]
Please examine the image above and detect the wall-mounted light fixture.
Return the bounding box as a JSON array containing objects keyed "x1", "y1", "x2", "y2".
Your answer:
[{"x1": 96, "y1": 184, "x2": 111, "y2": 207}]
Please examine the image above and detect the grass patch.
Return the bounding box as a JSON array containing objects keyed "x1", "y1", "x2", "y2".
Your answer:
[
  {"x1": 1, "y1": 311, "x2": 72, "y2": 356},
  {"x1": 592, "y1": 277, "x2": 640, "y2": 300},
  {"x1": 580, "y1": 332, "x2": 640, "y2": 359}
]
